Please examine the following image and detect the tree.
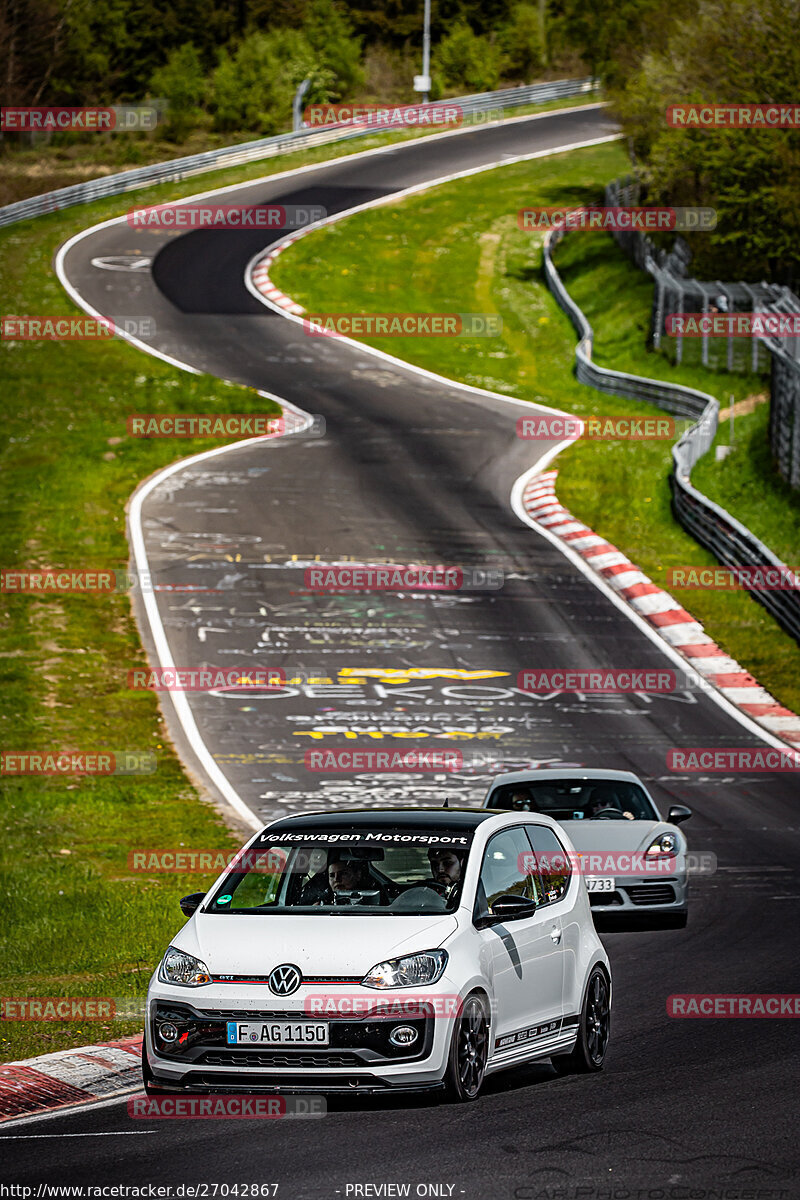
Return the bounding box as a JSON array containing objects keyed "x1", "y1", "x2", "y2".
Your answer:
[
  {"x1": 500, "y1": 3, "x2": 544, "y2": 81},
  {"x1": 303, "y1": 0, "x2": 364, "y2": 98},
  {"x1": 613, "y1": 0, "x2": 800, "y2": 281}
]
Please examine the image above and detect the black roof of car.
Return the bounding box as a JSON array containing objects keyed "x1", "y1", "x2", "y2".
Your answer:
[{"x1": 265, "y1": 807, "x2": 496, "y2": 834}]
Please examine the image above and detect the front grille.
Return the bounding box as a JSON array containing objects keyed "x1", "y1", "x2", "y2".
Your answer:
[
  {"x1": 627, "y1": 884, "x2": 676, "y2": 906},
  {"x1": 201, "y1": 1050, "x2": 360, "y2": 1068}
]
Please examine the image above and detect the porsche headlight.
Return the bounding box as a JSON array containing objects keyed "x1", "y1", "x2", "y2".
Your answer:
[
  {"x1": 158, "y1": 946, "x2": 212, "y2": 987},
  {"x1": 646, "y1": 833, "x2": 678, "y2": 856},
  {"x1": 362, "y1": 950, "x2": 448, "y2": 990}
]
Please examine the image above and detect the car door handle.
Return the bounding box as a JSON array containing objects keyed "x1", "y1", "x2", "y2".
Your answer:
[{"x1": 550, "y1": 927, "x2": 562, "y2": 944}]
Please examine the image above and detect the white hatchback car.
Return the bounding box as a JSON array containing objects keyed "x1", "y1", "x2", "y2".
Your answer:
[{"x1": 143, "y1": 808, "x2": 611, "y2": 1102}]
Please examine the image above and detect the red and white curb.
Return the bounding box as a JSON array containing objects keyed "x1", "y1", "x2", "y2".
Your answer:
[
  {"x1": 522, "y1": 471, "x2": 800, "y2": 744},
  {"x1": 0, "y1": 1035, "x2": 142, "y2": 1122},
  {"x1": 250, "y1": 240, "x2": 306, "y2": 314}
]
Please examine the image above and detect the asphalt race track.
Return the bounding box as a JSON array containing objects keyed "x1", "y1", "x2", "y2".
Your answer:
[{"x1": 3, "y1": 104, "x2": 799, "y2": 1196}]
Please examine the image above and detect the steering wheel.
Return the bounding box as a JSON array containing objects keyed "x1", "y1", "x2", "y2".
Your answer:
[
  {"x1": 591, "y1": 807, "x2": 627, "y2": 820},
  {"x1": 402, "y1": 878, "x2": 448, "y2": 895}
]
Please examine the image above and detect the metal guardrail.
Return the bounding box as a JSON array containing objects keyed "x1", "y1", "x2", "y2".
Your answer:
[
  {"x1": 0, "y1": 77, "x2": 596, "y2": 229},
  {"x1": 605, "y1": 176, "x2": 800, "y2": 491},
  {"x1": 543, "y1": 226, "x2": 800, "y2": 646}
]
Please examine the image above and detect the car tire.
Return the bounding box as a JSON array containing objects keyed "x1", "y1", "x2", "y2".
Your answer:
[
  {"x1": 443, "y1": 992, "x2": 490, "y2": 1102},
  {"x1": 552, "y1": 966, "x2": 611, "y2": 1075}
]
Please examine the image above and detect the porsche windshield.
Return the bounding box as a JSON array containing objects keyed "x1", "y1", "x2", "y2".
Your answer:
[
  {"x1": 206, "y1": 829, "x2": 474, "y2": 915},
  {"x1": 488, "y1": 779, "x2": 658, "y2": 821}
]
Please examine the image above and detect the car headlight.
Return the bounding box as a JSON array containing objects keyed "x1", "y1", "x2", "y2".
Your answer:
[
  {"x1": 646, "y1": 833, "x2": 678, "y2": 856},
  {"x1": 362, "y1": 950, "x2": 448, "y2": 989},
  {"x1": 158, "y1": 946, "x2": 212, "y2": 987}
]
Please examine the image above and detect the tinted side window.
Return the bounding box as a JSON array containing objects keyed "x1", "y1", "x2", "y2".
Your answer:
[
  {"x1": 526, "y1": 826, "x2": 572, "y2": 903},
  {"x1": 478, "y1": 827, "x2": 541, "y2": 913}
]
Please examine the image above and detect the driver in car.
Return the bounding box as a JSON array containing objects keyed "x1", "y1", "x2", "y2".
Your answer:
[
  {"x1": 427, "y1": 847, "x2": 464, "y2": 901},
  {"x1": 587, "y1": 785, "x2": 634, "y2": 820}
]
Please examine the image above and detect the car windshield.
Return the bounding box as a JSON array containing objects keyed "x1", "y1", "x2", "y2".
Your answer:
[
  {"x1": 205, "y1": 827, "x2": 474, "y2": 915},
  {"x1": 487, "y1": 779, "x2": 658, "y2": 821}
]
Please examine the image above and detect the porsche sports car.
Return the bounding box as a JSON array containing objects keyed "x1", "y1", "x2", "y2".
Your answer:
[
  {"x1": 143, "y1": 807, "x2": 611, "y2": 1102},
  {"x1": 483, "y1": 768, "x2": 692, "y2": 927}
]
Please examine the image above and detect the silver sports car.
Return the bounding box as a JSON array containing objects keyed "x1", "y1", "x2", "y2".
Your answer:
[{"x1": 482, "y1": 768, "x2": 691, "y2": 927}]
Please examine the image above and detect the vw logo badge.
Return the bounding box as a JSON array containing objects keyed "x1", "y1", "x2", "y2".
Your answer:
[{"x1": 268, "y1": 963, "x2": 302, "y2": 996}]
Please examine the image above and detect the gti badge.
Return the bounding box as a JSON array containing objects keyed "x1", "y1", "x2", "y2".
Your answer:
[{"x1": 268, "y1": 964, "x2": 302, "y2": 995}]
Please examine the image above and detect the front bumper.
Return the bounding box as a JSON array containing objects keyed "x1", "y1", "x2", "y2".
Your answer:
[
  {"x1": 587, "y1": 874, "x2": 688, "y2": 913},
  {"x1": 144, "y1": 986, "x2": 455, "y2": 1093}
]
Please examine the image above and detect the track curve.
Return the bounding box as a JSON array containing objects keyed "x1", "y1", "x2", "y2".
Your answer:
[{"x1": 8, "y1": 103, "x2": 797, "y2": 1194}]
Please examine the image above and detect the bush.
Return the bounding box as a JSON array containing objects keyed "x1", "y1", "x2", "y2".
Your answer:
[
  {"x1": 150, "y1": 45, "x2": 206, "y2": 140},
  {"x1": 211, "y1": 10, "x2": 362, "y2": 136},
  {"x1": 500, "y1": 4, "x2": 544, "y2": 81},
  {"x1": 435, "y1": 22, "x2": 502, "y2": 94},
  {"x1": 211, "y1": 34, "x2": 283, "y2": 134}
]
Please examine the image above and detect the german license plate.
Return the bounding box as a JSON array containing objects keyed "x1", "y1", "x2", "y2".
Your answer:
[
  {"x1": 227, "y1": 1020, "x2": 329, "y2": 1045},
  {"x1": 585, "y1": 877, "x2": 615, "y2": 893}
]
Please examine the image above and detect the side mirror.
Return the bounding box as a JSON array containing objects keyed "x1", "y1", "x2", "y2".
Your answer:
[
  {"x1": 667, "y1": 805, "x2": 692, "y2": 825},
  {"x1": 179, "y1": 891, "x2": 206, "y2": 917},
  {"x1": 478, "y1": 893, "x2": 538, "y2": 926}
]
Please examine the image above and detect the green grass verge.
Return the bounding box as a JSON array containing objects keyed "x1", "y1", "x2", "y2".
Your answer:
[
  {"x1": 0, "y1": 283, "x2": 281, "y2": 1064},
  {"x1": 269, "y1": 140, "x2": 800, "y2": 715}
]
